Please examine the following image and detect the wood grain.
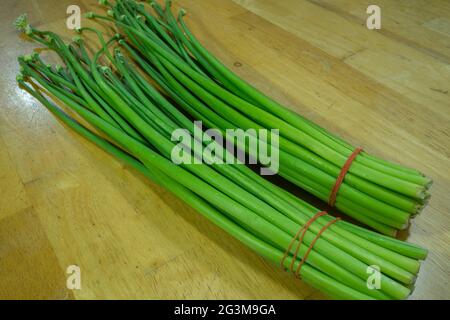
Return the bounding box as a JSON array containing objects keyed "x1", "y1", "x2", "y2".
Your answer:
[{"x1": 0, "y1": 0, "x2": 448, "y2": 299}]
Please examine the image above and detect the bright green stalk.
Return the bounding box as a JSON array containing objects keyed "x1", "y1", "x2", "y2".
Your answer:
[
  {"x1": 23, "y1": 73, "x2": 408, "y2": 299},
  {"x1": 16, "y1": 13, "x2": 427, "y2": 298},
  {"x1": 104, "y1": 45, "x2": 422, "y2": 276},
  {"x1": 19, "y1": 80, "x2": 375, "y2": 300},
  {"x1": 175, "y1": 10, "x2": 430, "y2": 187},
  {"x1": 23, "y1": 49, "x2": 411, "y2": 297},
  {"x1": 119, "y1": 37, "x2": 413, "y2": 230}
]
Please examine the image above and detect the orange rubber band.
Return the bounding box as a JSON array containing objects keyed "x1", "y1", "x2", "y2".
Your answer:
[
  {"x1": 328, "y1": 147, "x2": 363, "y2": 207},
  {"x1": 294, "y1": 217, "x2": 341, "y2": 277},
  {"x1": 280, "y1": 211, "x2": 327, "y2": 277},
  {"x1": 288, "y1": 211, "x2": 326, "y2": 273}
]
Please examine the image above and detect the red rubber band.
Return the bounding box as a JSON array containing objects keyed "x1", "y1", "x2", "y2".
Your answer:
[
  {"x1": 280, "y1": 211, "x2": 327, "y2": 277},
  {"x1": 288, "y1": 211, "x2": 326, "y2": 273},
  {"x1": 294, "y1": 217, "x2": 341, "y2": 277},
  {"x1": 328, "y1": 147, "x2": 363, "y2": 207}
]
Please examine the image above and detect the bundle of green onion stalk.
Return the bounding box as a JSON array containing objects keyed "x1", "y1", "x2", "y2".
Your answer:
[
  {"x1": 84, "y1": 0, "x2": 433, "y2": 236},
  {"x1": 14, "y1": 1, "x2": 428, "y2": 299}
]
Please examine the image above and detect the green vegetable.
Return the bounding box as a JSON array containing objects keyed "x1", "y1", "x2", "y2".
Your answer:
[
  {"x1": 87, "y1": 0, "x2": 433, "y2": 235},
  {"x1": 14, "y1": 4, "x2": 428, "y2": 300}
]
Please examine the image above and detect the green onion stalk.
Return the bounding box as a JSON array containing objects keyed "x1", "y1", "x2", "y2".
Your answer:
[
  {"x1": 86, "y1": 0, "x2": 433, "y2": 235},
  {"x1": 14, "y1": 10, "x2": 427, "y2": 300}
]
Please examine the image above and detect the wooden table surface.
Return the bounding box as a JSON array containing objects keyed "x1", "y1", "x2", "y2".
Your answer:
[{"x1": 0, "y1": 0, "x2": 449, "y2": 299}]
